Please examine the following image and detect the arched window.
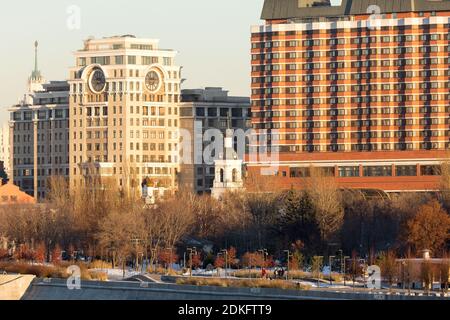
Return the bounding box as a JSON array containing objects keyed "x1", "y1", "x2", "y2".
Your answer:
[
  {"x1": 232, "y1": 169, "x2": 238, "y2": 182},
  {"x1": 220, "y1": 169, "x2": 224, "y2": 183}
]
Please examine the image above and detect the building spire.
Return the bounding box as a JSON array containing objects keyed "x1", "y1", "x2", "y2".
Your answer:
[
  {"x1": 227, "y1": 110, "x2": 232, "y2": 130},
  {"x1": 34, "y1": 41, "x2": 38, "y2": 73},
  {"x1": 31, "y1": 41, "x2": 41, "y2": 81},
  {"x1": 224, "y1": 110, "x2": 237, "y2": 160}
]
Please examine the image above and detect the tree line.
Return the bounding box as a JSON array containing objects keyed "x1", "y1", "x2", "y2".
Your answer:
[{"x1": 0, "y1": 164, "x2": 450, "y2": 268}]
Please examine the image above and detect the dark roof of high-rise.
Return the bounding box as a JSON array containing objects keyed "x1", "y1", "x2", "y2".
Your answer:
[{"x1": 261, "y1": 0, "x2": 450, "y2": 20}]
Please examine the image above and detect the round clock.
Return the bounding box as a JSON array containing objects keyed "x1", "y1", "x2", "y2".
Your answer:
[
  {"x1": 145, "y1": 71, "x2": 160, "y2": 92},
  {"x1": 89, "y1": 68, "x2": 106, "y2": 94}
]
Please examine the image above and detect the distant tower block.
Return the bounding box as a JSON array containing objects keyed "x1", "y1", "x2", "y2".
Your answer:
[{"x1": 211, "y1": 128, "x2": 244, "y2": 200}]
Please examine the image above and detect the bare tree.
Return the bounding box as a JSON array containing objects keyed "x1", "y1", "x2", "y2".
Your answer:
[
  {"x1": 420, "y1": 260, "x2": 434, "y2": 295},
  {"x1": 305, "y1": 166, "x2": 344, "y2": 243},
  {"x1": 439, "y1": 252, "x2": 450, "y2": 293},
  {"x1": 97, "y1": 209, "x2": 144, "y2": 270},
  {"x1": 158, "y1": 190, "x2": 195, "y2": 249},
  {"x1": 379, "y1": 250, "x2": 398, "y2": 291},
  {"x1": 191, "y1": 195, "x2": 222, "y2": 239},
  {"x1": 218, "y1": 191, "x2": 252, "y2": 248},
  {"x1": 46, "y1": 176, "x2": 70, "y2": 209},
  {"x1": 244, "y1": 191, "x2": 279, "y2": 250}
]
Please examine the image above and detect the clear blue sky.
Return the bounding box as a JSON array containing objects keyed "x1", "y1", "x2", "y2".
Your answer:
[{"x1": 0, "y1": 0, "x2": 342, "y2": 124}]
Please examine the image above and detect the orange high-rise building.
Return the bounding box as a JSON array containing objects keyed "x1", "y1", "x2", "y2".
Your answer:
[{"x1": 248, "y1": 0, "x2": 450, "y2": 193}]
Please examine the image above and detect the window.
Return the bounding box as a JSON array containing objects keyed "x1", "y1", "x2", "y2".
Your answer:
[
  {"x1": 363, "y1": 166, "x2": 392, "y2": 177},
  {"x1": 289, "y1": 167, "x2": 310, "y2": 178},
  {"x1": 128, "y1": 56, "x2": 136, "y2": 64},
  {"x1": 207, "y1": 108, "x2": 217, "y2": 117},
  {"x1": 421, "y1": 165, "x2": 440, "y2": 176},
  {"x1": 91, "y1": 56, "x2": 110, "y2": 65},
  {"x1": 220, "y1": 108, "x2": 229, "y2": 117},
  {"x1": 232, "y1": 169, "x2": 238, "y2": 182},
  {"x1": 339, "y1": 167, "x2": 360, "y2": 177},
  {"x1": 232, "y1": 108, "x2": 242, "y2": 117},
  {"x1": 115, "y1": 56, "x2": 124, "y2": 64},
  {"x1": 396, "y1": 165, "x2": 417, "y2": 177},
  {"x1": 196, "y1": 108, "x2": 205, "y2": 117},
  {"x1": 78, "y1": 57, "x2": 87, "y2": 66}
]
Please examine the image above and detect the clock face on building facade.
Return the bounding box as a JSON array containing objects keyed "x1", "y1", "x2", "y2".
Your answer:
[
  {"x1": 145, "y1": 70, "x2": 161, "y2": 92},
  {"x1": 89, "y1": 68, "x2": 106, "y2": 93}
]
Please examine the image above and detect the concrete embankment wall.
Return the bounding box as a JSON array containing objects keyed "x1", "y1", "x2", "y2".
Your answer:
[
  {"x1": 21, "y1": 278, "x2": 448, "y2": 300},
  {"x1": 23, "y1": 278, "x2": 307, "y2": 300},
  {"x1": 0, "y1": 275, "x2": 36, "y2": 300}
]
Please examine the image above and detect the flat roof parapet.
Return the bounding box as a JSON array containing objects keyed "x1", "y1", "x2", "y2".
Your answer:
[{"x1": 261, "y1": 0, "x2": 450, "y2": 20}]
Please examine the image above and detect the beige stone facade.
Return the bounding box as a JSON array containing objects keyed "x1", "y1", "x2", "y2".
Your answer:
[{"x1": 68, "y1": 35, "x2": 181, "y2": 197}]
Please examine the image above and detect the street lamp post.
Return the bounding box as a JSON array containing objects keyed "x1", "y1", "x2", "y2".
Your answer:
[
  {"x1": 221, "y1": 249, "x2": 229, "y2": 278},
  {"x1": 317, "y1": 256, "x2": 324, "y2": 288},
  {"x1": 338, "y1": 249, "x2": 351, "y2": 286},
  {"x1": 130, "y1": 237, "x2": 142, "y2": 272},
  {"x1": 217, "y1": 252, "x2": 224, "y2": 277},
  {"x1": 139, "y1": 252, "x2": 145, "y2": 274},
  {"x1": 284, "y1": 250, "x2": 292, "y2": 281},
  {"x1": 166, "y1": 247, "x2": 173, "y2": 274},
  {"x1": 150, "y1": 248, "x2": 158, "y2": 273},
  {"x1": 341, "y1": 254, "x2": 350, "y2": 286},
  {"x1": 258, "y1": 249, "x2": 268, "y2": 269},
  {"x1": 344, "y1": 256, "x2": 350, "y2": 286},
  {"x1": 362, "y1": 260, "x2": 368, "y2": 289},
  {"x1": 401, "y1": 261, "x2": 406, "y2": 291},
  {"x1": 187, "y1": 247, "x2": 197, "y2": 278},
  {"x1": 329, "y1": 256, "x2": 335, "y2": 286}
]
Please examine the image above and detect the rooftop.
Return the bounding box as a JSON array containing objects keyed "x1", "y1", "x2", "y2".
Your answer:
[
  {"x1": 42, "y1": 81, "x2": 70, "y2": 92},
  {"x1": 181, "y1": 87, "x2": 250, "y2": 104},
  {"x1": 261, "y1": 0, "x2": 450, "y2": 20},
  {"x1": 79, "y1": 35, "x2": 165, "y2": 52}
]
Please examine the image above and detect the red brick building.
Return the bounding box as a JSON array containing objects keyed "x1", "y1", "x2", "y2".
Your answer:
[{"x1": 248, "y1": 0, "x2": 450, "y2": 192}]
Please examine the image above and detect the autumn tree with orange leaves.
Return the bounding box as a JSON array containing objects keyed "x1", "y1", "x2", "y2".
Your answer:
[
  {"x1": 35, "y1": 242, "x2": 47, "y2": 264},
  {"x1": 214, "y1": 255, "x2": 225, "y2": 269},
  {"x1": 405, "y1": 200, "x2": 450, "y2": 254}
]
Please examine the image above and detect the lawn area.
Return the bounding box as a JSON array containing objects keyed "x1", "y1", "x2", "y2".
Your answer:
[
  {"x1": 176, "y1": 277, "x2": 311, "y2": 290},
  {"x1": 0, "y1": 261, "x2": 108, "y2": 281},
  {"x1": 231, "y1": 269, "x2": 344, "y2": 282}
]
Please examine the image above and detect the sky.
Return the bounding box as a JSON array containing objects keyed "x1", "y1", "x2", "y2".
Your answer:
[
  {"x1": 0, "y1": 0, "x2": 342, "y2": 125},
  {"x1": 0, "y1": 0, "x2": 264, "y2": 124}
]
